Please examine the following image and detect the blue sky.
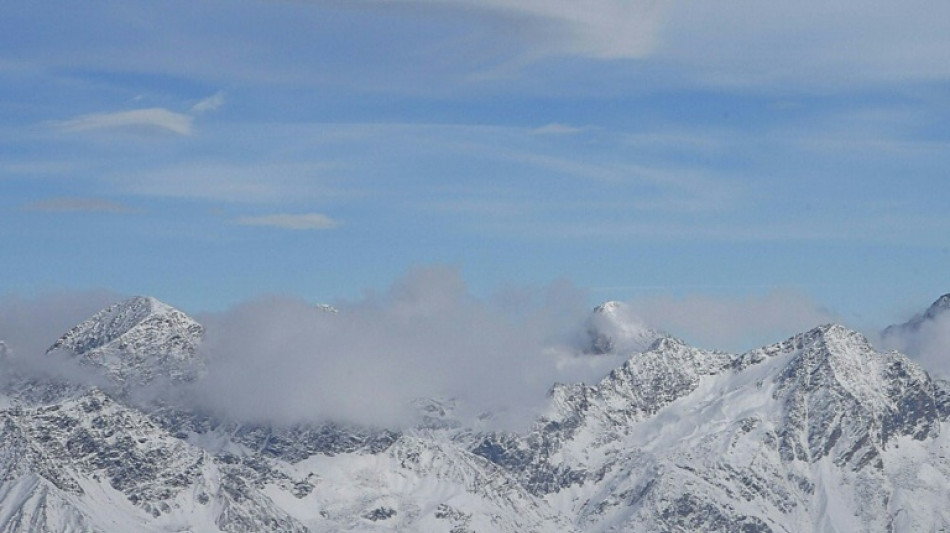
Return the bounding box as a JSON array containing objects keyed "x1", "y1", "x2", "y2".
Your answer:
[{"x1": 3, "y1": 0, "x2": 950, "y2": 331}]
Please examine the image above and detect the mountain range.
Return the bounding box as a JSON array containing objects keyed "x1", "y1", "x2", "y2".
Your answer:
[{"x1": 1, "y1": 294, "x2": 949, "y2": 532}]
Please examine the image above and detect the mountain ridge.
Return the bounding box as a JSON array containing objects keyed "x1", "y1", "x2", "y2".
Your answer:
[{"x1": 1, "y1": 295, "x2": 949, "y2": 531}]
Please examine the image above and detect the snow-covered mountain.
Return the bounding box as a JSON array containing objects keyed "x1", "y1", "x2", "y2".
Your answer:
[
  {"x1": 2, "y1": 296, "x2": 950, "y2": 531},
  {"x1": 46, "y1": 296, "x2": 205, "y2": 386},
  {"x1": 583, "y1": 301, "x2": 666, "y2": 355}
]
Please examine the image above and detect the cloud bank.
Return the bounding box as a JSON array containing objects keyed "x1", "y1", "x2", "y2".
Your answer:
[
  {"x1": 190, "y1": 266, "x2": 591, "y2": 429},
  {"x1": 0, "y1": 290, "x2": 124, "y2": 360},
  {"x1": 0, "y1": 274, "x2": 879, "y2": 430},
  {"x1": 880, "y1": 310, "x2": 950, "y2": 380}
]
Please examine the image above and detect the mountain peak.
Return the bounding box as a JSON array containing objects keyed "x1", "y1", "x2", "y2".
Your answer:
[
  {"x1": 584, "y1": 301, "x2": 666, "y2": 355},
  {"x1": 807, "y1": 322, "x2": 867, "y2": 345},
  {"x1": 592, "y1": 300, "x2": 624, "y2": 315},
  {"x1": 47, "y1": 296, "x2": 205, "y2": 385},
  {"x1": 48, "y1": 296, "x2": 182, "y2": 354},
  {"x1": 743, "y1": 323, "x2": 874, "y2": 367}
]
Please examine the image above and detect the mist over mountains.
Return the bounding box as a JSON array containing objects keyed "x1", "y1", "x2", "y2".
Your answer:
[{"x1": 2, "y1": 274, "x2": 950, "y2": 531}]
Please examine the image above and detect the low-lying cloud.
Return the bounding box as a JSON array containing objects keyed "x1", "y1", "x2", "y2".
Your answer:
[
  {"x1": 191, "y1": 267, "x2": 591, "y2": 429},
  {"x1": 0, "y1": 289, "x2": 123, "y2": 359},
  {"x1": 0, "y1": 273, "x2": 876, "y2": 430},
  {"x1": 880, "y1": 312, "x2": 950, "y2": 379}
]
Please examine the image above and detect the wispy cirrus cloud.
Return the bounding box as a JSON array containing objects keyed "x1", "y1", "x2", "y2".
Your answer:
[
  {"x1": 530, "y1": 123, "x2": 585, "y2": 135},
  {"x1": 413, "y1": 0, "x2": 669, "y2": 59},
  {"x1": 55, "y1": 108, "x2": 193, "y2": 136},
  {"x1": 21, "y1": 197, "x2": 140, "y2": 214},
  {"x1": 191, "y1": 91, "x2": 225, "y2": 114},
  {"x1": 236, "y1": 213, "x2": 340, "y2": 230}
]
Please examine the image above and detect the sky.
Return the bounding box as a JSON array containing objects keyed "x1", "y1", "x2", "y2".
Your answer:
[{"x1": 3, "y1": 0, "x2": 950, "y2": 334}]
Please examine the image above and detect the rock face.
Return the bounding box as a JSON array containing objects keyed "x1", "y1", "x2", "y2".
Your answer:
[
  {"x1": 2, "y1": 296, "x2": 950, "y2": 532},
  {"x1": 46, "y1": 296, "x2": 205, "y2": 385}
]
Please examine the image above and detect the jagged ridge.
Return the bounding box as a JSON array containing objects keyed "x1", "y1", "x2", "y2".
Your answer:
[{"x1": 2, "y1": 296, "x2": 950, "y2": 531}]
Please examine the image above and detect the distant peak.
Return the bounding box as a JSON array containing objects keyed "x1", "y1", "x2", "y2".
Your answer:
[
  {"x1": 592, "y1": 301, "x2": 625, "y2": 314},
  {"x1": 741, "y1": 323, "x2": 872, "y2": 368},
  {"x1": 924, "y1": 293, "x2": 950, "y2": 319},
  {"x1": 882, "y1": 293, "x2": 950, "y2": 340},
  {"x1": 47, "y1": 295, "x2": 200, "y2": 357},
  {"x1": 119, "y1": 295, "x2": 175, "y2": 315},
  {"x1": 800, "y1": 323, "x2": 869, "y2": 346},
  {"x1": 811, "y1": 322, "x2": 849, "y2": 335},
  {"x1": 584, "y1": 301, "x2": 666, "y2": 355}
]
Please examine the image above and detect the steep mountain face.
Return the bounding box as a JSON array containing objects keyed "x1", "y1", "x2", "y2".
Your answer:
[
  {"x1": 47, "y1": 296, "x2": 205, "y2": 386},
  {"x1": 473, "y1": 336, "x2": 735, "y2": 495},
  {"x1": 0, "y1": 388, "x2": 311, "y2": 533},
  {"x1": 475, "y1": 324, "x2": 950, "y2": 532},
  {"x1": 3, "y1": 296, "x2": 950, "y2": 532},
  {"x1": 587, "y1": 324, "x2": 948, "y2": 533}
]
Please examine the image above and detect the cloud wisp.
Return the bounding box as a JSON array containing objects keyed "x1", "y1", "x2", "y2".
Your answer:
[
  {"x1": 235, "y1": 213, "x2": 341, "y2": 230},
  {"x1": 191, "y1": 91, "x2": 225, "y2": 114},
  {"x1": 407, "y1": 0, "x2": 669, "y2": 59},
  {"x1": 55, "y1": 108, "x2": 194, "y2": 136}
]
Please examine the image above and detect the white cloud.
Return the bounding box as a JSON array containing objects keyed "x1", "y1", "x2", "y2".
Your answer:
[
  {"x1": 236, "y1": 213, "x2": 340, "y2": 230},
  {"x1": 408, "y1": 0, "x2": 950, "y2": 87},
  {"x1": 880, "y1": 311, "x2": 950, "y2": 379},
  {"x1": 191, "y1": 91, "x2": 225, "y2": 113},
  {"x1": 190, "y1": 266, "x2": 591, "y2": 429},
  {"x1": 0, "y1": 291, "x2": 124, "y2": 359},
  {"x1": 531, "y1": 123, "x2": 584, "y2": 135},
  {"x1": 56, "y1": 108, "x2": 193, "y2": 136}
]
